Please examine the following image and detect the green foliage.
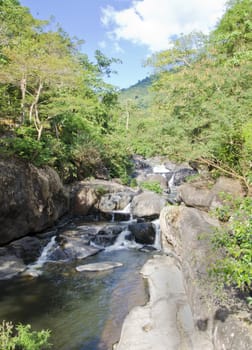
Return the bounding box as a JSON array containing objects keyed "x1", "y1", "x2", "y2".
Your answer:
[
  {"x1": 119, "y1": 0, "x2": 252, "y2": 189},
  {"x1": 0, "y1": 0, "x2": 128, "y2": 182},
  {"x1": 211, "y1": 196, "x2": 252, "y2": 292},
  {"x1": 140, "y1": 181, "x2": 163, "y2": 194},
  {"x1": 0, "y1": 321, "x2": 51, "y2": 350}
]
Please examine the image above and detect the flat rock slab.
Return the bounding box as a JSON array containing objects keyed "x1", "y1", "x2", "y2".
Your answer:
[
  {"x1": 115, "y1": 255, "x2": 213, "y2": 350},
  {"x1": 76, "y1": 261, "x2": 123, "y2": 272}
]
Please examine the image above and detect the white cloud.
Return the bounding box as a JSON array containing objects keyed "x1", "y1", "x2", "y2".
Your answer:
[{"x1": 101, "y1": 0, "x2": 227, "y2": 52}]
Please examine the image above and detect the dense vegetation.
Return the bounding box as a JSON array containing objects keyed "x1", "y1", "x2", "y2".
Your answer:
[
  {"x1": 120, "y1": 0, "x2": 252, "y2": 191},
  {"x1": 0, "y1": 0, "x2": 131, "y2": 183}
]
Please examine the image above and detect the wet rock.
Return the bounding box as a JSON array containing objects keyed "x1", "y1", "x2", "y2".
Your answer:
[
  {"x1": 129, "y1": 222, "x2": 156, "y2": 245},
  {"x1": 131, "y1": 191, "x2": 166, "y2": 219},
  {"x1": 47, "y1": 246, "x2": 69, "y2": 261},
  {"x1": 91, "y1": 225, "x2": 125, "y2": 247},
  {"x1": 8, "y1": 236, "x2": 42, "y2": 264},
  {"x1": 0, "y1": 248, "x2": 26, "y2": 279},
  {"x1": 76, "y1": 261, "x2": 123, "y2": 272},
  {"x1": 60, "y1": 236, "x2": 101, "y2": 260}
]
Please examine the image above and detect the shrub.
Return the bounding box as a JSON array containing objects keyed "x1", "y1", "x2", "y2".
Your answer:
[
  {"x1": 0, "y1": 321, "x2": 51, "y2": 350},
  {"x1": 140, "y1": 181, "x2": 163, "y2": 194},
  {"x1": 211, "y1": 196, "x2": 252, "y2": 292}
]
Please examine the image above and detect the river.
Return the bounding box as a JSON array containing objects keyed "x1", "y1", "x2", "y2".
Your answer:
[{"x1": 0, "y1": 219, "x2": 151, "y2": 350}]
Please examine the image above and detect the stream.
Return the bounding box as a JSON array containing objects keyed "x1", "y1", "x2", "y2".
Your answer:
[
  {"x1": 0, "y1": 218, "x2": 153, "y2": 350},
  {"x1": 0, "y1": 158, "x2": 194, "y2": 349}
]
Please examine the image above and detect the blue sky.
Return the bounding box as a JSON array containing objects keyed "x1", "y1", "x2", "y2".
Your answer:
[{"x1": 19, "y1": 0, "x2": 227, "y2": 89}]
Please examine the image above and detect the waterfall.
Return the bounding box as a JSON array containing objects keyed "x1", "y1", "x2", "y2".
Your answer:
[
  {"x1": 110, "y1": 203, "x2": 133, "y2": 222},
  {"x1": 105, "y1": 228, "x2": 142, "y2": 252},
  {"x1": 25, "y1": 236, "x2": 57, "y2": 276},
  {"x1": 152, "y1": 219, "x2": 161, "y2": 251}
]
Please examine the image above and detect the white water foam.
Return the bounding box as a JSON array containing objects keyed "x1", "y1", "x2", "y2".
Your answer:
[
  {"x1": 105, "y1": 229, "x2": 142, "y2": 252},
  {"x1": 153, "y1": 165, "x2": 170, "y2": 174},
  {"x1": 111, "y1": 203, "x2": 133, "y2": 222},
  {"x1": 152, "y1": 219, "x2": 161, "y2": 251},
  {"x1": 25, "y1": 236, "x2": 57, "y2": 276}
]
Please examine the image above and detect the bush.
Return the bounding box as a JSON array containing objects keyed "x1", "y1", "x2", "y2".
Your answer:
[
  {"x1": 140, "y1": 181, "x2": 163, "y2": 194},
  {"x1": 211, "y1": 196, "x2": 252, "y2": 292},
  {"x1": 0, "y1": 321, "x2": 51, "y2": 350}
]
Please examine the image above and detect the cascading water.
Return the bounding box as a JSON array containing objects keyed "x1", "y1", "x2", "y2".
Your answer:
[
  {"x1": 152, "y1": 219, "x2": 161, "y2": 251},
  {"x1": 25, "y1": 236, "x2": 58, "y2": 276}
]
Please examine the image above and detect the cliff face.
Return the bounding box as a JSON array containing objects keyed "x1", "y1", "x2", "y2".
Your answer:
[{"x1": 0, "y1": 158, "x2": 69, "y2": 245}]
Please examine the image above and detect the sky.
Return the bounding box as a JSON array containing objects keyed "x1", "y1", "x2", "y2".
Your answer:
[{"x1": 19, "y1": 0, "x2": 227, "y2": 89}]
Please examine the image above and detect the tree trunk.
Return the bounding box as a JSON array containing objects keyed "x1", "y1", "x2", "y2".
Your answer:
[
  {"x1": 29, "y1": 80, "x2": 43, "y2": 140},
  {"x1": 20, "y1": 76, "x2": 27, "y2": 124}
]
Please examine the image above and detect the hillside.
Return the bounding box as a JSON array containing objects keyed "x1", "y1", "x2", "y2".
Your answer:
[{"x1": 119, "y1": 75, "x2": 155, "y2": 109}]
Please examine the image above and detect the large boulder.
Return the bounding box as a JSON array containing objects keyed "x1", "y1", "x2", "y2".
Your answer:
[
  {"x1": 91, "y1": 225, "x2": 125, "y2": 247},
  {"x1": 178, "y1": 176, "x2": 245, "y2": 210},
  {"x1": 210, "y1": 176, "x2": 245, "y2": 209},
  {"x1": 160, "y1": 205, "x2": 252, "y2": 349},
  {"x1": 71, "y1": 179, "x2": 135, "y2": 216},
  {"x1": 177, "y1": 183, "x2": 213, "y2": 210},
  {"x1": 98, "y1": 192, "x2": 133, "y2": 212},
  {"x1": 131, "y1": 191, "x2": 166, "y2": 219},
  {"x1": 0, "y1": 158, "x2": 69, "y2": 245},
  {"x1": 140, "y1": 174, "x2": 168, "y2": 190},
  {"x1": 129, "y1": 222, "x2": 156, "y2": 245}
]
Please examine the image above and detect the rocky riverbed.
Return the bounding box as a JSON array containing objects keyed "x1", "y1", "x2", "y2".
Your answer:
[{"x1": 0, "y1": 156, "x2": 251, "y2": 349}]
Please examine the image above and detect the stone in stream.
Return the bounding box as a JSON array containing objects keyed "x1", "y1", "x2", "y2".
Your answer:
[
  {"x1": 76, "y1": 262, "x2": 123, "y2": 272},
  {"x1": 128, "y1": 222, "x2": 156, "y2": 245},
  {"x1": 91, "y1": 225, "x2": 126, "y2": 247},
  {"x1": 0, "y1": 248, "x2": 26, "y2": 279}
]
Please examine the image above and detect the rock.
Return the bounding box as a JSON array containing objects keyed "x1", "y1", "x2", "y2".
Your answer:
[
  {"x1": 173, "y1": 168, "x2": 198, "y2": 186},
  {"x1": 129, "y1": 222, "x2": 156, "y2": 245},
  {"x1": 76, "y1": 261, "x2": 123, "y2": 272},
  {"x1": 177, "y1": 183, "x2": 212, "y2": 210},
  {"x1": 72, "y1": 186, "x2": 99, "y2": 216},
  {"x1": 60, "y1": 236, "x2": 101, "y2": 260},
  {"x1": 210, "y1": 176, "x2": 245, "y2": 209},
  {"x1": 178, "y1": 176, "x2": 245, "y2": 211},
  {"x1": 91, "y1": 225, "x2": 125, "y2": 247},
  {"x1": 142, "y1": 174, "x2": 168, "y2": 190},
  {"x1": 0, "y1": 158, "x2": 69, "y2": 245},
  {"x1": 0, "y1": 248, "x2": 26, "y2": 279},
  {"x1": 71, "y1": 179, "x2": 135, "y2": 216},
  {"x1": 131, "y1": 191, "x2": 166, "y2": 219},
  {"x1": 116, "y1": 255, "x2": 213, "y2": 350},
  {"x1": 99, "y1": 192, "x2": 133, "y2": 212},
  {"x1": 160, "y1": 205, "x2": 252, "y2": 349},
  {"x1": 8, "y1": 236, "x2": 42, "y2": 264}
]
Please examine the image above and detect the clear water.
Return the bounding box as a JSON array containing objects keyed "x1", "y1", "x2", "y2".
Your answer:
[{"x1": 0, "y1": 248, "x2": 149, "y2": 350}]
